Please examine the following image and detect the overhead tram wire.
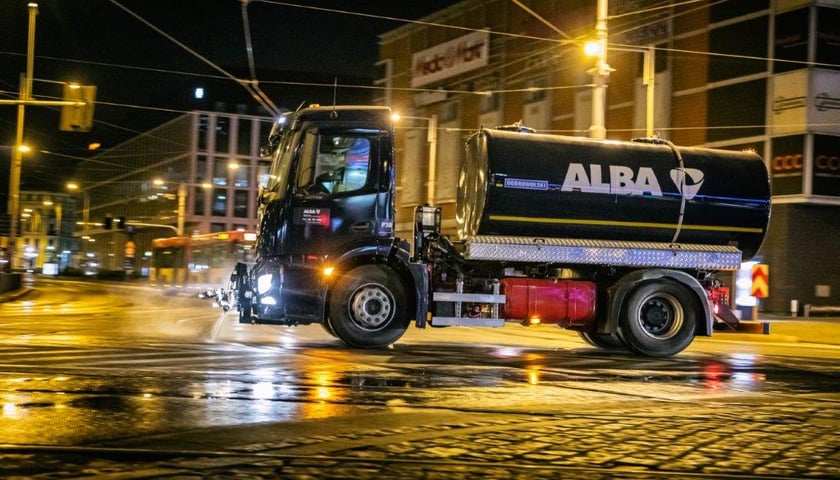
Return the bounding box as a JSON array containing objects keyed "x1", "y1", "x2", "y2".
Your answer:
[
  {"x1": 108, "y1": 0, "x2": 280, "y2": 117},
  {"x1": 8, "y1": 1, "x2": 839, "y2": 152},
  {"x1": 240, "y1": 0, "x2": 279, "y2": 115},
  {"x1": 254, "y1": 0, "x2": 579, "y2": 47}
]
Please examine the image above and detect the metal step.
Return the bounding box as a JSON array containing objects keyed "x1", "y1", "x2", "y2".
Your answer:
[
  {"x1": 430, "y1": 317, "x2": 505, "y2": 327},
  {"x1": 432, "y1": 292, "x2": 505, "y2": 303}
]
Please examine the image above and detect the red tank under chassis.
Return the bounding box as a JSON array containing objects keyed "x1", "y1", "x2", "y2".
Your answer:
[{"x1": 500, "y1": 278, "x2": 597, "y2": 327}]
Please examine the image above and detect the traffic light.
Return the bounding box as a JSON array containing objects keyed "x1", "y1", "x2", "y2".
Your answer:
[
  {"x1": 117, "y1": 216, "x2": 126, "y2": 229},
  {"x1": 104, "y1": 215, "x2": 113, "y2": 230},
  {"x1": 59, "y1": 84, "x2": 96, "y2": 132}
]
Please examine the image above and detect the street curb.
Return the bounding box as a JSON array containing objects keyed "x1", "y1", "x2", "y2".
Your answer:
[{"x1": 0, "y1": 287, "x2": 33, "y2": 303}]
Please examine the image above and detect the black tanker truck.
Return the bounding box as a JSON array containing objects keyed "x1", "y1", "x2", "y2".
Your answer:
[{"x1": 223, "y1": 105, "x2": 771, "y2": 357}]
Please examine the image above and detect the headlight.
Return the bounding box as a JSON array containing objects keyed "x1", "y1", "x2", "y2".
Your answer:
[{"x1": 257, "y1": 273, "x2": 273, "y2": 294}]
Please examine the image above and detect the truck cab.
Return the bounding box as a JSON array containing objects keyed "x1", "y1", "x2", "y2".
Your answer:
[{"x1": 241, "y1": 106, "x2": 409, "y2": 343}]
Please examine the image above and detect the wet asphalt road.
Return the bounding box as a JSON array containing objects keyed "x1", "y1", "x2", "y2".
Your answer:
[{"x1": 0, "y1": 277, "x2": 837, "y2": 479}]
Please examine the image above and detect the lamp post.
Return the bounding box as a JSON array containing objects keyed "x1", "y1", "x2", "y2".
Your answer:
[
  {"x1": 611, "y1": 45, "x2": 655, "y2": 137},
  {"x1": 587, "y1": 0, "x2": 610, "y2": 140},
  {"x1": 584, "y1": 43, "x2": 656, "y2": 138},
  {"x1": 6, "y1": 2, "x2": 38, "y2": 272},
  {"x1": 66, "y1": 182, "x2": 89, "y2": 236},
  {"x1": 391, "y1": 113, "x2": 438, "y2": 205},
  {"x1": 153, "y1": 178, "x2": 211, "y2": 236}
]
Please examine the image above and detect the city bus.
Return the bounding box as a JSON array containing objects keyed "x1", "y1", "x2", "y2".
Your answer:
[{"x1": 150, "y1": 230, "x2": 256, "y2": 292}]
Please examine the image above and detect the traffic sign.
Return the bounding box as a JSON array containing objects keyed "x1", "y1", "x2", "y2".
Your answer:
[{"x1": 751, "y1": 264, "x2": 769, "y2": 298}]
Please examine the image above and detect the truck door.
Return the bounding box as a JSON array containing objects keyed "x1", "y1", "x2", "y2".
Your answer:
[{"x1": 288, "y1": 128, "x2": 387, "y2": 256}]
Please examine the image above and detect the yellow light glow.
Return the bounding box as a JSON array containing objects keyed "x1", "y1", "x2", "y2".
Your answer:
[
  {"x1": 528, "y1": 317, "x2": 541, "y2": 325},
  {"x1": 584, "y1": 40, "x2": 603, "y2": 57},
  {"x1": 390, "y1": 113, "x2": 401, "y2": 122},
  {"x1": 16, "y1": 145, "x2": 31, "y2": 154},
  {"x1": 322, "y1": 266, "x2": 335, "y2": 277}
]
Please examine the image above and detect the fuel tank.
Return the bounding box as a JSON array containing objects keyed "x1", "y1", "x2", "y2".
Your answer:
[
  {"x1": 457, "y1": 129, "x2": 771, "y2": 260},
  {"x1": 501, "y1": 278, "x2": 597, "y2": 327}
]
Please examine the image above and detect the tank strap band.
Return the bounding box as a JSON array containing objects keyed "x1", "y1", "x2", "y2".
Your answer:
[{"x1": 664, "y1": 140, "x2": 687, "y2": 245}]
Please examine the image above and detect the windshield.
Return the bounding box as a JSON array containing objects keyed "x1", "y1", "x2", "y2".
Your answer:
[{"x1": 264, "y1": 127, "x2": 297, "y2": 201}]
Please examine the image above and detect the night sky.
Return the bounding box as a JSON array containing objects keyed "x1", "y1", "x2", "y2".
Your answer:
[{"x1": 0, "y1": 0, "x2": 459, "y2": 192}]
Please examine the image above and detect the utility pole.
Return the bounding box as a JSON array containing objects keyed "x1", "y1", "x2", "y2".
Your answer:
[
  {"x1": 6, "y1": 3, "x2": 39, "y2": 271},
  {"x1": 588, "y1": 0, "x2": 611, "y2": 139},
  {"x1": 3, "y1": 3, "x2": 92, "y2": 271},
  {"x1": 426, "y1": 114, "x2": 438, "y2": 206}
]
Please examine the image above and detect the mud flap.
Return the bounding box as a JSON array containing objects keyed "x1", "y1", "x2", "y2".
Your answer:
[
  {"x1": 713, "y1": 303, "x2": 740, "y2": 330},
  {"x1": 713, "y1": 304, "x2": 771, "y2": 334}
]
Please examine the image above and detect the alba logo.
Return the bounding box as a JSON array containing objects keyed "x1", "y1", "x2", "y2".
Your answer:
[{"x1": 670, "y1": 168, "x2": 705, "y2": 200}]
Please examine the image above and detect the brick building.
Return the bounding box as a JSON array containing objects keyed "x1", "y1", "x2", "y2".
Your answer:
[{"x1": 377, "y1": 0, "x2": 840, "y2": 313}]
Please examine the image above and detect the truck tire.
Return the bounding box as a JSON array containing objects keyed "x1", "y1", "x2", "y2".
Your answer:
[
  {"x1": 617, "y1": 280, "x2": 697, "y2": 357},
  {"x1": 329, "y1": 264, "x2": 409, "y2": 348},
  {"x1": 321, "y1": 318, "x2": 338, "y2": 338},
  {"x1": 578, "y1": 330, "x2": 627, "y2": 351}
]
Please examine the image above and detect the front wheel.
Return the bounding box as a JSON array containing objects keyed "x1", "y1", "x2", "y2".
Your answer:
[
  {"x1": 329, "y1": 265, "x2": 409, "y2": 348},
  {"x1": 618, "y1": 280, "x2": 698, "y2": 357}
]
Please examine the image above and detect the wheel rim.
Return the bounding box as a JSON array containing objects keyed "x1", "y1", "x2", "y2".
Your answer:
[
  {"x1": 634, "y1": 292, "x2": 683, "y2": 340},
  {"x1": 349, "y1": 283, "x2": 394, "y2": 331}
]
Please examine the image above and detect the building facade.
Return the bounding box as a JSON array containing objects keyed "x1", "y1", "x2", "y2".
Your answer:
[
  {"x1": 378, "y1": 0, "x2": 840, "y2": 313},
  {"x1": 70, "y1": 111, "x2": 273, "y2": 274},
  {"x1": 9, "y1": 191, "x2": 77, "y2": 272}
]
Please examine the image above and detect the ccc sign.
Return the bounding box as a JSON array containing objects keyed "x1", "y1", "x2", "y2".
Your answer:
[
  {"x1": 772, "y1": 154, "x2": 803, "y2": 172},
  {"x1": 815, "y1": 155, "x2": 839, "y2": 172},
  {"x1": 772, "y1": 154, "x2": 840, "y2": 173}
]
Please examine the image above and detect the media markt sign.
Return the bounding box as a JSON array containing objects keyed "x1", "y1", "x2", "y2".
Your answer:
[{"x1": 411, "y1": 30, "x2": 489, "y2": 88}]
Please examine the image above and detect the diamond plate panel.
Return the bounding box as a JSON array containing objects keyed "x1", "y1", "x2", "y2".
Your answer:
[{"x1": 464, "y1": 236, "x2": 743, "y2": 270}]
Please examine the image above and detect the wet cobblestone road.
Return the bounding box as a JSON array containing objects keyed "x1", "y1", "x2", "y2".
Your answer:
[{"x1": 2, "y1": 398, "x2": 837, "y2": 479}]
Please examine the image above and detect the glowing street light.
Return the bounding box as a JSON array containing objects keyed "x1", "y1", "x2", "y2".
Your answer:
[{"x1": 66, "y1": 182, "x2": 90, "y2": 234}]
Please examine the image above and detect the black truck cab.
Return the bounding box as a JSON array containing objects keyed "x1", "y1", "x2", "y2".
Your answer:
[{"x1": 242, "y1": 106, "x2": 402, "y2": 329}]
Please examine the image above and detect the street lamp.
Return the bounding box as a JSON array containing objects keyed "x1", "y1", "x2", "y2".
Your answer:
[
  {"x1": 585, "y1": 0, "x2": 611, "y2": 140},
  {"x1": 153, "y1": 178, "x2": 211, "y2": 236},
  {"x1": 66, "y1": 182, "x2": 90, "y2": 235},
  {"x1": 391, "y1": 113, "x2": 438, "y2": 205},
  {"x1": 585, "y1": 42, "x2": 656, "y2": 138},
  {"x1": 614, "y1": 45, "x2": 655, "y2": 137},
  {"x1": 5, "y1": 2, "x2": 39, "y2": 272}
]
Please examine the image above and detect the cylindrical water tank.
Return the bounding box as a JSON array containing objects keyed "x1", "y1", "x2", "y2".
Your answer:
[{"x1": 457, "y1": 129, "x2": 771, "y2": 260}]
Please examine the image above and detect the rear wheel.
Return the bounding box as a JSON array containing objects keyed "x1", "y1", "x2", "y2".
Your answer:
[
  {"x1": 618, "y1": 280, "x2": 698, "y2": 357},
  {"x1": 578, "y1": 330, "x2": 627, "y2": 351},
  {"x1": 329, "y1": 265, "x2": 409, "y2": 348}
]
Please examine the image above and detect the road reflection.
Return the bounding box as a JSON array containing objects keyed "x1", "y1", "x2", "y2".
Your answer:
[{"x1": 1, "y1": 279, "x2": 835, "y2": 449}]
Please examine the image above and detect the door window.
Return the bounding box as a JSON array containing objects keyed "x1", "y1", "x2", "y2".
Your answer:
[{"x1": 296, "y1": 132, "x2": 371, "y2": 196}]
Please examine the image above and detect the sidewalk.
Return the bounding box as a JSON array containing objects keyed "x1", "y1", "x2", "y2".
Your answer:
[
  {"x1": 747, "y1": 314, "x2": 840, "y2": 345},
  {"x1": 0, "y1": 285, "x2": 32, "y2": 303}
]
